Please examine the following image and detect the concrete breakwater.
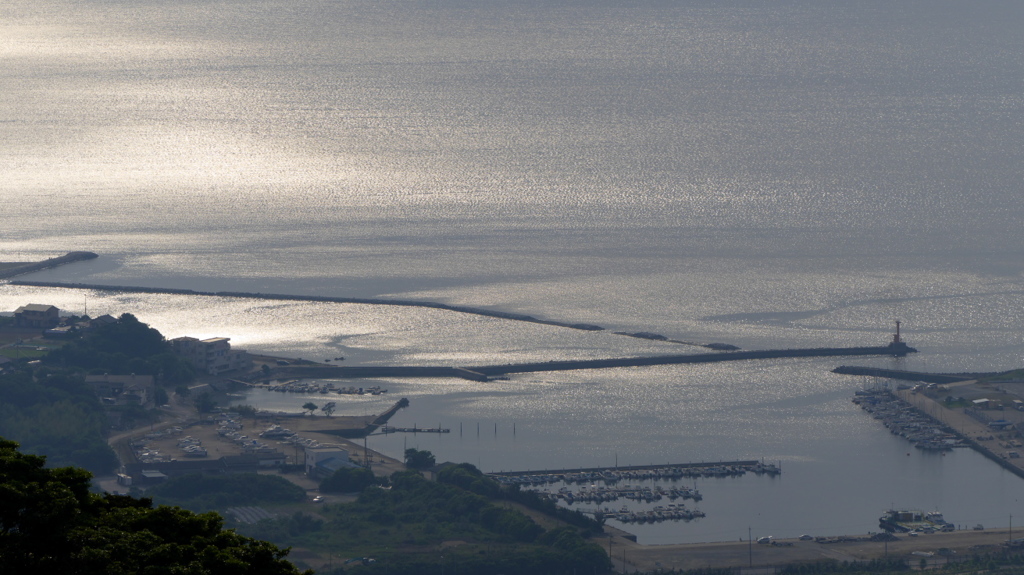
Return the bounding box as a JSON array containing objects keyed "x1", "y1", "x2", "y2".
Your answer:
[
  {"x1": 256, "y1": 343, "x2": 916, "y2": 382},
  {"x1": 834, "y1": 366, "x2": 997, "y2": 384},
  {"x1": 9, "y1": 279, "x2": 732, "y2": 350},
  {"x1": 0, "y1": 252, "x2": 98, "y2": 280},
  {"x1": 471, "y1": 342, "x2": 917, "y2": 377}
]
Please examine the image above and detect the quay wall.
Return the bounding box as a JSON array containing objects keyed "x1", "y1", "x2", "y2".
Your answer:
[
  {"x1": 893, "y1": 389, "x2": 1024, "y2": 482},
  {"x1": 488, "y1": 460, "x2": 762, "y2": 477},
  {"x1": 0, "y1": 252, "x2": 97, "y2": 280}
]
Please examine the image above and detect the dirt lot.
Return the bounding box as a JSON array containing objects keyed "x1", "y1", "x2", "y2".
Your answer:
[{"x1": 116, "y1": 404, "x2": 406, "y2": 491}]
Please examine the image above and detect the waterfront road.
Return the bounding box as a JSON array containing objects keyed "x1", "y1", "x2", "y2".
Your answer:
[{"x1": 617, "y1": 528, "x2": 1019, "y2": 572}]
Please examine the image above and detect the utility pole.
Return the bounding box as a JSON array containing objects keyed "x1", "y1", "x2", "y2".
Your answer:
[{"x1": 749, "y1": 526, "x2": 752, "y2": 567}]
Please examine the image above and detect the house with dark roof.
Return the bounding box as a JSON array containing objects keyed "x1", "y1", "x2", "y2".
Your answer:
[
  {"x1": 14, "y1": 303, "x2": 60, "y2": 328},
  {"x1": 85, "y1": 374, "x2": 155, "y2": 407}
]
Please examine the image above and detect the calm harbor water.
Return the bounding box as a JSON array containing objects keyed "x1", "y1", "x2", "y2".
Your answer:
[{"x1": 4, "y1": 0, "x2": 1024, "y2": 544}]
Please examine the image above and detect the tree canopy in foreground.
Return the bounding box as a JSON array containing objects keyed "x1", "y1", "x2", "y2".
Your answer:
[{"x1": 0, "y1": 437, "x2": 309, "y2": 574}]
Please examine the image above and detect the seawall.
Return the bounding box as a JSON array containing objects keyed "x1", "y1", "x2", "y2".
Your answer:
[
  {"x1": 473, "y1": 343, "x2": 917, "y2": 377},
  {"x1": 833, "y1": 366, "x2": 997, "y2": 384},
  {"x1": 8, "y1": 279, "x2": 731, "y2": 349},
  {"x1": 0, "y1": 252, "x2": 98, "y2": 280}
]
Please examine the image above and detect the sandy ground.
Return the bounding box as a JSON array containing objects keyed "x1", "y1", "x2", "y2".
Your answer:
[{"x1": 98, "y1": 398, "x2": 407, "y2": 495}]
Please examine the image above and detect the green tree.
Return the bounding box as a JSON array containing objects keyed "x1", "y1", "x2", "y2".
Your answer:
[
  {"x1": 193, "y1": 391, "x2": 217, "y2": 413},
  {"x1": 233, "y1": 404, "x2": 258, "y2": 418},
  {"x1": 404, "y1": 448, "x2": 436, "y2": 470},
  {"x1": 302, "y1": 402, "x2": 318, "y2": 416},
  {"x1": 152, "y1": 386, "x2": 169, "y2": 406},
  {"x1": 0, "y1": 368, "x2": 117, "y2": 474},
  {"x1": 320, "y1": 466, "x2": 376, "y2": 493},
  {"x1": 0, "y1": 438, "x2": 309, "y2": 574},
  {"x1": 320, "y1": 401, "x2": 336, "y2": 417}
]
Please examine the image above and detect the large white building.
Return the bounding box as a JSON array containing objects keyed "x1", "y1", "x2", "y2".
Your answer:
[
  {"x1": 304, "y1": 445, "x2": 358, "y2": 479},
  {"x1": 171, "y1": 336, "x2": 251, "y2": 375}
]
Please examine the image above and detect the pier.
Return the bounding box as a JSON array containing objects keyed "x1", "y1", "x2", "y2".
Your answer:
[
  {"x1": 487, "y1": 460, "x2": 780, "y2": 481},
  {"x1": 379, "y1": 425, "x2": 450, "y2": 434},
  {"x1": 488, "y1": 460, "x2": 780, "y2": 526}
]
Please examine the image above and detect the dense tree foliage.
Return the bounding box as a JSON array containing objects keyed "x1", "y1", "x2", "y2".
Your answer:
[
  {"x1": 0, "y1": 314, "x2": 200, "y2": 472},
  {"x1": 45, "y1": 313, "x2": 195, "y2": 384},
  {"x1": 241, "y1": 468, "x2": 613, "y2": 575},
  {"x1": 0, "y1": 367, "x2": 117, "y2": 474},
  {"x1": 0, "y1": 438, "x2": 309, "y2": 574},
  {"x1": 320, "y1": 466, "x2": 377, "y2": 493},
  {"x1": 437, "y1": 463, "x2": 603, "y2": 534},
  {"x1": 403, "y1": 447, "x2": 435, "y2": 469},
  {"x1": 146, "y1": 472, "x2": 307, "y2": 511}
]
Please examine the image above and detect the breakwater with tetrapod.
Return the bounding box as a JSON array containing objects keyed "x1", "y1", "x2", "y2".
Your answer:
[{"x1": 250, "y1": 340, "x2": 916, "y2": 382}]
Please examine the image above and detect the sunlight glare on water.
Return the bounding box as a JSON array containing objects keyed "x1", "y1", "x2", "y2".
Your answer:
[{"x1": 3, "y1": 0, "x2": 1024, "y2": 544}]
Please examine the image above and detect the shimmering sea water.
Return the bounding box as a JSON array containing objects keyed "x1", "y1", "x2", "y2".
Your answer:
[{"x1": 3, "y1": 0, "x2": 1024, "y2": 543}]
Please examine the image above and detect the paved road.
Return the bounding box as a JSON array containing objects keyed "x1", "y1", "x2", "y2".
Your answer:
[{"x1": 617, "y1": 529, "x2": 1016, "y2": 572}]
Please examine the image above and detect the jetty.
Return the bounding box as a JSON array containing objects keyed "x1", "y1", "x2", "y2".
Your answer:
[
  {"x1": 8, "y1": 279, "x2": 731, "y2": 350},
  {"x1": 0, "y1": 251, "x2": 97, "y2": 280},
  {"x1": 471, "y1": 340, "x2": 915, "y2": 377},
  {"x1": 379, "y1": 425, "x2": 450, "y2": 434},
  {"x1": 12, "y1": 276, "x2": 917, "y2": 380},
  {"x1": 248, "y1": 339, "x2": 915, "y2": 383}
]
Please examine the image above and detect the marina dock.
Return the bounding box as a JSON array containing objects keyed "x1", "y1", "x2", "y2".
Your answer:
[
  {"x1": 489, "y1": 460, "x2": 781, "y2": 525},
  {"x1": 487, "y1": 460, "x2": 780, "y2": 483}
]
